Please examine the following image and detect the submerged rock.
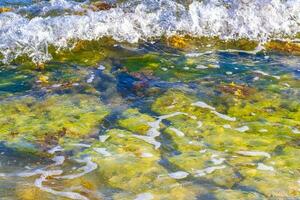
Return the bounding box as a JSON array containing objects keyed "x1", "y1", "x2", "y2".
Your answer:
[
  {"x1": 77, "y1": 129, "x2": 177, "y2": 193},
  {"x1": 0, "y1": 7, "x2": 12, "y2": 13},
  {"x1": 118, "y1": 108, "x2": 156, "y2": 135},
  {"x1": 0, "y1": 94, "x2": 109, "y2": 152},
  {"x1": 15, "y1": 183, "x2": 51, "y2": 200},
  {"x1": 150, "y1": 89, "x2": 300, "y2": 197}
]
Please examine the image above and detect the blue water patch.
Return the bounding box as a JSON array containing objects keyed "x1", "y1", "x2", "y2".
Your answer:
[{"x1": 0, "y1": 0, "x2": 32, "y2": 6}]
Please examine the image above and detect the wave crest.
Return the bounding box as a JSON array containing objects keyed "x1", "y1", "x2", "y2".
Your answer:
[{"x1": 0, "y1": 0, "x2": 299, "y2": 63}]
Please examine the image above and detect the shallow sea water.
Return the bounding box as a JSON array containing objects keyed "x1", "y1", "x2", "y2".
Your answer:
[{"x1": 0, "y1": 0, "x2": 300, "y2": 200}]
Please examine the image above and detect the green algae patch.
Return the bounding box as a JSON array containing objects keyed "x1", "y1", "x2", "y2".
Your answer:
[
  {"x1": 238, "y1": 167, "x2": 300, "y2": 198},
  {"x1": 15, "y1": 183, "x2": 51, "y2": 200},
  {"x1": 165, "y1": 35, "x2": 258, "y2": 52},
  {"x1": 0, "y1": 94, "x2": 109, "y2": 151},
  {"x1": 72, "y1": 129, "x2": 210, "y2": 199},
  {"x1": 168, "y1": 151, "x2": 241, "y2": 188},
  {"x1": 118, "y1": 108, "x2": 156, "y2": 135},
  {"x1": 150, "y1": 89, "x2": 300, "y2": 198},
  {"x1": 163, "y1": 126, "x2": 203, "y2": 153},
  {"x1": 78, "y1": 129, "x2": 178, "y2": 194},
  {"x1": 123, "y1": 54, "x2": 162, "y2": 72},
  {"x1": 213, "y1": 189, "x2": 266, "y2": 200},
  {"x1": 122, "y1": 52, "x2": 220, "y2": 82}
]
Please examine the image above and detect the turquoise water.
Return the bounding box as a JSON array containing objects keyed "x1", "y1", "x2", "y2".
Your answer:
[
  {"x1": 0, "y1": 0, "x2": 300, "y2": 200},
  {"x1": 0, "y1": 41, "x2": 299, "y2": 199}
]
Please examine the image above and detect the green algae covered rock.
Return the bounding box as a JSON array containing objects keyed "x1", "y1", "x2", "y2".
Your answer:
[
  {"x1": 238, "y1": 167, "x2": 300, "y2": 198},
  {"x1": 122, "y1": 52, "x2": 220, "y2": 82},
  {"x1": 15, "y1": 183, "x2": 51, "y2": 200},
  {"x1": 149, "y1": 89, "x2": 300, "y2": 198},
  {"x1": 152, "y1": 89, "x2": 297, "y2": 154},
  {"x1": 227, "y1": 92, "x2": 300, "y2": 129},
  {"x1": 168, "y1": 151, "x2": 241, "y2": 188},
  {"x1": 0, "y1": 94, "x2": 109, "y2": 152},
  {"x1": 163, "y1": 126, "x2": 203, "y2": 153},
  {"x1": 78, "y1": 129, "x2": 177, "y2": 193},
  {"x1": 213, "y1": 189, "x2": 266, "y2": 200},
  {"x1": 118, "y1": 108, "x2": 156, "y2": 135},
  {"x1": 73, "y1": 128, "x2": 209, "y2": 199}
]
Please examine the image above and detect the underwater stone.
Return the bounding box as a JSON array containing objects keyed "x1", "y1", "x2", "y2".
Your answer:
[
  {"x1": 78, "y1": 129, "x2": 177, "y2": 193},
  {"x1": 0, "y1": 94, "x2": 109, "y2": 152},
  {"x1": 118, "y1": 108, "x2": 156, "y2": 135}
]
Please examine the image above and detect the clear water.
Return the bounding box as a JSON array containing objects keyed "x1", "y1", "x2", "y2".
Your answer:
[{"x1": 0, "y1": 1, "x2": 300, "y2": 200}]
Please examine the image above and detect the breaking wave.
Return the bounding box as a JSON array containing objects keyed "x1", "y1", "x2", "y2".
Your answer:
[{"x1": 0, "y1": 0, "x2": 300, "y2": 63}]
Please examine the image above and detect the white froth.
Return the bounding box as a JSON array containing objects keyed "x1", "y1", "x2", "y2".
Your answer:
[
  {"x1": 140, "y1": 152, "x2": 154, "y2": 158},
  {"x1": 196, "y1": 65, "x2": 208, "y2": 69},
  {"x1": 135, "y1": 112, "x2": 185, "y2": 149},
  {"x1": 259, "y1": 129, "x2": 268, "y2": 133},
  {"x1": 93, "y1": 148, "x2": 112, "y2": 157},
  {"x1": 70, "y1": 143, "x2": 91, "y2": 148},
  {"x1": 1, "y1": 0, "x2": 299, "y2": 63},
  {"x1": 60, "y1": 157, "x2": 97, "y2": 179},
  {"x1": 254, "y1": 70, "x2": 281, "y2": 80},
  {"x1": 200, "y1": 149, "x2": 207, "y2": 153},
  {"x1": 48, "y1": 145, "x2": 63, "y2": 154},
  {"x1": 98, "y1": 65, "x2": 106, "y2": 70},
  {"x1": 194, "y1": 165, "x2": 226, "y2": 177},
  {"x1": 87, "y1": 73, "x2": 95, "y2": 83},
  {"x1": 235, "y1": 125, "x2": 249, "y2": 132},
  {"x1": 236, "y1": 151, "x2": 271, "y2": 158},
  {"x1": 211, "y1": 155, "x2": 225, "y2": 165},
  {"x1": 34, "y1": 170, "x2": 89, "y2": 200},
  {"x1": 135, "y1": 193, "x2": 154, "y2": 200},
  {"x1": 291, "y1": 127, "x2": 300, "y2": 134},
  {"x1": 211, "y1": 111, "x2": 236, "y2": 121},
  {"x1": 52, "y1": 156, "x2": 65, "y2": 166},
  {"x1": 191, "y1": 101, "x2": 216, "y2": 110},
  {"x1": 223, "y1": 124, "x2": 232, "y2": 129},
  {"x1": 170, "y1": 127, "x2": 185, "y2": 137},
  {"x1": 257, "y1": 163, "x2": 275, "y2": 171},
  {"x1": 99, "y1": 135, "x2": 110, "y2": 142},
  {"x1": 168, "y1": 171, "x2": 189, "y2": 179},
  {"x1": 197, "y1": 121, "x2": 203, "y2": 128}
]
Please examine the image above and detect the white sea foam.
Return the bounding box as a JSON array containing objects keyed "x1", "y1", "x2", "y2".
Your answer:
[
  {"x1": 170, "y1": 127, "x2": 185, "y2": 137},
  {"x1": 19, "y1": 168, "x2": 90, "y2": 199},
  {"x1": 235, "y1": 125, "x2": 249, "y2": 132},
  {"x1": 194, "y1": 165, "x2": 226, "y2": 177},
  {"x1": 94, "y1": 147, "x2": 112, "y2": 157},
  {"x1": 254, "y1": 70, "x2": 281, "y2": 80},
  {"x1": 291, "y1": 127, "x2": 300, "y2": 134},
  {"x1": 192, "y1": 101, "x2": 236, "y2": 121},
  {"x1": 52, "y1": 156, "x2": 65, "y2": 166},
  {"x1": 257, "y1": 163, "x2": 275, "y2": 171},
  {"x1": 192, "y1": 101, "x2": 216, "y2": 110},
  {"x1": 236, "y1": 151, "x2": 271, "y2": 158},
  {"x1": 99, "y1": 135, "x2": 110, "y2": 142},
  {"x1": 168, "y1": 171, "x2": 189, "y2": 179},
  {"x1": 70, "y1": 143, "x2": 91, "y2": 148},
  {"x1": 140, "y1": 152, "x2": 154, "y2": 158},
  {"x1": 135, "y1": 112, "x2": 185, "y2": 149},
  {"x1": 1, "y1": 0, "x2": 299, "y2": 63},
  {"x1": 197, "y1": 121, "x2": 203, "y2": 128},
  {"x1": 34, "y1": 170, "x2": 89, "y2": 200},
  {"x1": 86, "y1": 73, "x2": 95, "y2": 83},
  {"x1": 211, "y1": 155, "x2": 225, "y2": 165},
  {"x1": 211, "y1": 111, "x2": 236, "y2": 121},
  {"x1": 135, "y1": 193, "x2": 154, "y2": 200},
  {"x1": 60, "y1": 157, "x2": 97, "y2": 179},
  {"x1": 48, "y1": 145, "x2": 63, "y2": 154}
]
